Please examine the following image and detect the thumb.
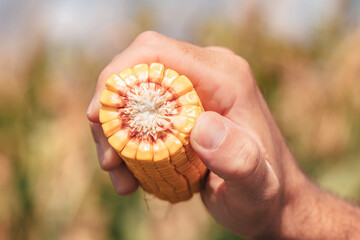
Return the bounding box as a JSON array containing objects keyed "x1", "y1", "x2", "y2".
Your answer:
[{"x1": 190, "y1": 111, "x2": 279, "y2": 196}]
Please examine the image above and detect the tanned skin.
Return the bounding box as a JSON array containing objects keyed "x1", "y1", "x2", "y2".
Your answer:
[{"x1": 87, "y1": 31, "x2": 360, "y2": 239}]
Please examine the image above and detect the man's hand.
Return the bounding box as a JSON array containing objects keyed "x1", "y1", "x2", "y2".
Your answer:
[{"x1": 87, "y1": 31, "x2": 360, "y2": 239}]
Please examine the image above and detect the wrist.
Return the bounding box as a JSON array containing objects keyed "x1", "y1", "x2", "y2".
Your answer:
[
  {"x1": 254, "y1": 145, "x2": 319, "y2": 239},
  {"x1": 251, "y1": 149, "x2": 311, "y2": 240},
  {"x1": 278, "y1": 170, "x2": 318, "y2": 239},
  {"x1": 275, "y1": 157, "x2": 360, "y2": 240}
]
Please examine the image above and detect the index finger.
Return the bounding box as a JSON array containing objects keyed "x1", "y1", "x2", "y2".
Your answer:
[{"x1": 87, "y1": 31, "x2": 242, "y2": 123}]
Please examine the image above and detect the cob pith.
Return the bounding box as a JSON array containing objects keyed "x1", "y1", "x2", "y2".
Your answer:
[{"x1": 99, "y1": 63, "x2": 208, "y2": 203}]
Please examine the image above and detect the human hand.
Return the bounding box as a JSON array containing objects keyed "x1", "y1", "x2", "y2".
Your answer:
[{"x1": 87, "y1": 31, "x2": 360, "y2": 239}]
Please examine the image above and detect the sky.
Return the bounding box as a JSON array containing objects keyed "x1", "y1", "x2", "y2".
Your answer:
[{"x1": 0, "y1": 0, "x2": 359, "y2": 61}]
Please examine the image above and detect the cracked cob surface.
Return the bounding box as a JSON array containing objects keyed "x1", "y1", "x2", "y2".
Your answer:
[{"x1": 99, "y1": 63, "x2": 208, "y2": 203}]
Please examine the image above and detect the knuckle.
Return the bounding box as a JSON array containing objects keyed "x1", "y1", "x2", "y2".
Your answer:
[
  {"x1": 114, "y1": 180, "x2": 138, "y2": 196},
  {"x1": 110, "y1": 53, "x2": 122, "y2": 63},
  {"x1": 86, "y1": 106, "x2": 95, "y2": 122},
  {"x1": 178, "y1": 41, "x2": 196, "y2": 56},
  {"x1": 98, "y1": 66, "x2": 111, "y2": 82},
  {"x1": 134, "y1": 31, "x2": 163, "y2": 49},
  {"x1": 99, "y1": 149, "x2": 120, "y2": 171},
  {"x1": 234, "y1": 55, "x2": 253, "y2": 77},
  {"x1": 207, "y1": 46, "x2": 235, "y2": 55},
  {"x1": 99, "y1": 156, "x2": 113, "y2": 171},
  {"x1": 114, "y1": 184, "x2": 125, "y2": 195},
  {"x1": 220, "y1": 47, "x2": 235, "y2": 55},
  {"x1": 232, "y1": 55, "x2": 257, "y2": 91},
  {"x1": 100, "y1": 161, "x2": 113, "y2": 171}
]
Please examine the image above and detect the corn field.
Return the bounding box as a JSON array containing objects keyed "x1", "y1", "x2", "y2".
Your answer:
[{"x1": 0, "y1": 1, "x2": 359, "y2": 240}]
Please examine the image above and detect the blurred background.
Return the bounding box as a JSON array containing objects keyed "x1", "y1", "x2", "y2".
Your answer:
[{"x1": 0, "y1": 0, "x2": 360, "y2": 239}]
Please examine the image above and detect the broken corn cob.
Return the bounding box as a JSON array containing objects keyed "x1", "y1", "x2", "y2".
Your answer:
[{"x1": 99, "y1": 63, "x2": 208, "y2": 203}]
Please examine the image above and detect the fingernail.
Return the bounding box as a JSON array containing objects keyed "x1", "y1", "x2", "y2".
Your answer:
[{"x1": 193, "y1": 114, "x2": 226, "y2": 150}]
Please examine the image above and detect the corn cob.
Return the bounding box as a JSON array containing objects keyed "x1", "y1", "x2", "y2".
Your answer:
[{"x1": 99, "y1": 63, "x2": 208, "y2": 203}]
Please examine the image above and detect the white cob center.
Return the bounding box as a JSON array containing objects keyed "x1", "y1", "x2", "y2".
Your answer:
[{"x1": 123, "y1": 83, "x2": 177, "y2": 140}]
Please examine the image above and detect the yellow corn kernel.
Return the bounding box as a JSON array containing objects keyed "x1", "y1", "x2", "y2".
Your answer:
[
  {"x1": 171, "y1": 106, "x2": 200, "y2": 134},
  {"x1": 177, "y1": 90, "x2": 201, "y2": 106},
  {"x1": 119, "y1": 68, "x2": 137, "y2": 87},
  {"x1": 136, "y1": 141, "x2": 153, "y2": 162},
  {"x1": 170, "y1": 75, "x2": 193, "y2": 97},
  {"x1": 121, "y1": 138, "x2": 139, "y2": 160},
  {"x1": 99, "y1": 62, "x2": 208, "y2": 203},
  {"x1": 176, "y1": 132, "x2": 190, "y2": 146},
  {"x1": 100, "y1": 89, "x2": 124, "y2": 107},
  {"x1": 162, "y1": 69, "x2": 179, "y2": 88},
  {"x1": 105, "y1": 74, "x2": 127, "y2": 95},
  {"x1": 99, "y1": 106, "x2": 119, "y2": 123},
  {"x1": 133, "y1": 63, "x2": 149, "y2": 82},
  {"x1": 164, "y1": 133, "x2": 183, "y2": 157},
  {"x1": 108, "y1": 129, "x2": 129, "y2": 152},
  {"x1": 172, "y1": 115, "x2": 196, "y2": 134},
  {"x1": 102, "y1": 118, "x2": 122, "y2": 138},
  {"x1": 149, "y1": 63, "x2": 164, "y2": 84},
  {"x1": 153, "y1": 139, "x2": 170, "y2": 164},
  {"x1": 180, "y1": 105, "x2": 202, "y2": 118},
  {"x1": 163, "y1": 90, "x2": 174, "y2": 101}
]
